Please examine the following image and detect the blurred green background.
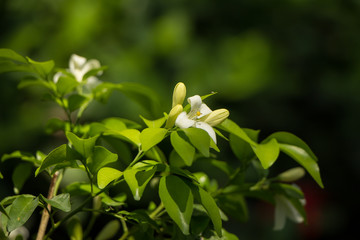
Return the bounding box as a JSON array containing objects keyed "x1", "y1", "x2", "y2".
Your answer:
[{"x1": 1, "y1": 0, "x2": 359, "y2": 239}]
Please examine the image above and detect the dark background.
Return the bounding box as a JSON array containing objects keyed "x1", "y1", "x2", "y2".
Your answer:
[{"x1": 1, "y1": 0, "x2": 359, "y2": 239}]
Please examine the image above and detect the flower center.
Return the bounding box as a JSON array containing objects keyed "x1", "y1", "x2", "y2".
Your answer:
[{"x1": 196, "y1": 111, "x2": 201, "y2": 117}]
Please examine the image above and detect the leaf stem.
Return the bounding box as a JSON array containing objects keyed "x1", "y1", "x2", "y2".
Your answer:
[
  {"x1": 129, "y1": 149, "x2": 144, "y2": 167},
  {"x1": 149, "y1": 202, "x2": 164, "y2": 219}
]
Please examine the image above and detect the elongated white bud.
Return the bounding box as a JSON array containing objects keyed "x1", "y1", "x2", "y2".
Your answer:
[
  {"x1": 165, "y1": 104, "x2": 184, "y2": 128},
  {"x1": 172, "y1": 82, "x2": 186, "y2": 107},
  {"x1": 277, "y1": 167, "x2": 305, "y2": 182},
  {"x1": 203, "y1": 109, "x2": 229, "y2": 126}
]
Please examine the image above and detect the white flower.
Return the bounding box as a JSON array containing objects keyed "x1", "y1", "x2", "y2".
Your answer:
[
  {"x1": 53, "y1": 54, "x2": 102, "y2": 84},
  {"x1": 273, "y1": 194, "x2": 305, "y2": 230},
  {"x1": 175, "y1": 95, "x2": 217, "y2": 143},
  {"x1": 69, "y1": 54, "x2": 101, "y2": 83}
]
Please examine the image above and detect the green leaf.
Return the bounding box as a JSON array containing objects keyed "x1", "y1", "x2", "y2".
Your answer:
[
  {"x1": 279, "y1": 144, "x2": 324, "y2": 188},
  {"x1": 45, "y1": 118, "x2": 69, "y2": 134},
  {"x1": 7, "y1": 195, "x2": 38, "y2": 232},
  {"x1": 265, "y1": 132, "x2": 318, "y2": 161},
  {"x1": 26, "y1": 57, "x2": 54, "y2": 78},
  {"x1": 251, "y1": 138, "x2": 280, "y2": 169},
  {"x1": 66, "y1": 132, "x2": 98, "y2": 159},
  {"x1": 183, "y1": 128, "x2": 210, "y2": 157},
  {"x1": 0, "y1": 203, "x2": 9, "y2": 219},
  {"x1": 159, "y1": 175, "x2": 193, "y2": 235},
  {"x1": 41, "y1": 193, "x2": 71, "y2": 212},
  {"x1": 36, "y1": 144, "x2": 67, "y2": 176},
  {"x1": 124, "y1": 167, "x2": 156, "y2": 201},
  {"x1": 0, "y1": 49, "x2": 27, "y2": 63},
  {"x1": 105, "y1": 129, "x2": 141, "y2": 146},
  {"x1": 216, "y1": 193, "x2": 248, "y2": 222},
  {"x1": 140, "y1": 128, "x2": 168, "y2": 152},
  {"x1": 18, "y1": 76, "x2": 52, "y2": 89},
  {"x1": 192, "y1": 186, "x2": 222, "y2": 236},
  {"x1": 67, "y1": 217, "x2": 83, "y2": 240},
  {"x1": 12, "y1": 163, "x2": 33, "y2": 194},
  {"x1": 103, "y1": 118, "x2": 127, "y2": 131},
  {"x1": 68, "y1": 94, "x2": 89, "y2": 112},
  {"x1": 140, "y1": 114, "x2": 167, "y2": 128},
  {"x1": 97, "y1": 167, "x2": 123, "y2": 189},
  {"x1": 229, "y1": 129, "x2": 259, "y2": 166},
  {"x1": 87, "y1": 146, "x2": 118, "y2": 175},
  {"x1": 2, "y1": 151, "x2": 38, "y2": 165},
  {"x1": 219, "y1": 119, "x2": 256, "y2": 145},
  {"x1": 56, "y1": 75, "x2": 79, "y2": 96},
  {"x1": 271, "y1": 183, "x2": 304, "y2": 199},
  {"x1": 170, "y1": 131, "x2": 195, "y2": 166},
  {"x1": 95, "y1": 220, "x2": 120, "y2": 240},
  {"x1": 93, "y1": 82, "x2": 161, "y2": 116}
]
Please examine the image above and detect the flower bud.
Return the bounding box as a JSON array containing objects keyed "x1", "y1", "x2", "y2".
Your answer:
[
  {"x1": 165, "y1": 104, "x2": 184, "y2": 128},
  {"x1": 172, "y1": 82, "x2": 186, "y2": 107},
  {"x1": 277, "y1": 167, "x2": 305, "y2": 182},
  {"x1": 203, "y1": 109, "x2": 229, "y2": 126}
]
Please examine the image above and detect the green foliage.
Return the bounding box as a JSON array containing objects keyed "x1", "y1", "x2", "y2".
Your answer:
[{"x1": 0, "y1": 50, "x2": 324, "y2": 239}]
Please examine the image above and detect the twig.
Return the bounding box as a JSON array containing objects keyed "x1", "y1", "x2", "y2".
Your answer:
[{"x1": 36, "y1": 171, "x2": 60, "y2": 240}]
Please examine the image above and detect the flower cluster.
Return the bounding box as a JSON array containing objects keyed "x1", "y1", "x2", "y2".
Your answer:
[
  {"x1": 166, "y1": 82, "x2": 229, "y2": 144},
  {"x1": 53, "y1": 54, "x2": 103, "y2": 93}
]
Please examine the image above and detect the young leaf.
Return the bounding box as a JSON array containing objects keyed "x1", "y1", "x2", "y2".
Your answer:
[
  {"x1": 66, "y1": 132, "x2": 98, "y2": 159},
  {"x1": 105, "y1": 129, "x2": 141, "y2": 147},
  {"x1": 103, "y1": 118, "x2": 127, "y2": 131},
  {"x1": 140, "y1": 128, "x2": 168, "y2": 152},
  {"x1": 68, "y1": 94, "x2": 89, "y2": 112},
  {"x1": 251, "y1": 138, "x2": 280, "y2": 169},
  {"x1": 97, "y1": 167, "x2": 123, "y2": 189},
  {"x1": 279, "y1": 144, "x2": 324, "y2": 188},
  {"x1": 55, "y1": 75, "x2": 79, "y2": 96},
  {"x1": 170, "y1": 131, "x2": 195, "y2": 166},
  {"x1": 7, "y1": 195, "x2": 38, "y2": 232},
  {"x1": 0, "y1": 48, "x2": 27, "y2": 63},
  {"x1": 41, "y1": 193, "x2": 71, "y2": 212},
  {"x1": 12, "y1": 163, "x2": 33, "y2": 194},
  {"x1": 191, "y1": 186, "x2": 222, "y2": 237},
  {"x1": 36, "y1": 144, "x2": 67, "y2": 176},
  {"x1": 140, "y1": 114, "x2": 167, "y2": 128},
  {"x1": 124, "y1": 167, "x2": 156, "y2": 201},
  {"x1": 87, "y1": 146, "x2": 118, "y2": 175},
  {"x1": 159, "y1": 175, "x2": 193, "y2": 235},
  {"x1": 26, "y1": 57, "x2": 54, "y2": 78},
  {"x1": 2, "y1": 151, "x2": 38, "y2": 165},
  {"x1": 183, "y1": 128, "x2": 210, "y2": 157}
]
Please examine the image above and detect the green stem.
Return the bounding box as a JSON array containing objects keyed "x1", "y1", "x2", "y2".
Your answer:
[
  {"x1": 118, "y1": 218, "x2": 129, "y2": 240},
  {"x1": 149, "y1": 202, "x2": 164, "y2": 219},
  {"x1": 129, "y1": 149, "x2": 144, "y2": 167},
  {"x1": 44, "y1": 179, "x2": 124, "y2": 239}
]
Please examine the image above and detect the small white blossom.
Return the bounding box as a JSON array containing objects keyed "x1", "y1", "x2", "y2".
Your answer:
[
  {"x1": 273, "y1": 194, "x2": 305, "y2": 230},
  {"x1": 175, "y1": 95, "x2": 217, "y2": 143}
]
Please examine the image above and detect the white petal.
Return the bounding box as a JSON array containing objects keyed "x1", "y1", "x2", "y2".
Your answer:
[
  {"x1": 175, "y1": 112, "x2": 195, "y2": 129},
  {"x1": 82, "y1": 59, "x2": 101, "y2": 75},
  {"x1": 283, "y1": 198, "x2": 304, "y2": 223},
  {"x1": 198, "y1": 103, "x2": 212, "y2": 118},
  {"x1": 195, "y1": 122, "x2": 216, "y2": 144},
  {"x1": 187, "y1": 95, "x2": 202, "y2": 118},
  {"x1": 53, "y1": 72, "x2": 63, "y2": 83},
  {"x1": 274, "y1": 195, "x2": 287, "y2": 230},
  {"x1": 69, "y1": 54, "x2": 87, "y2": 71}
]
